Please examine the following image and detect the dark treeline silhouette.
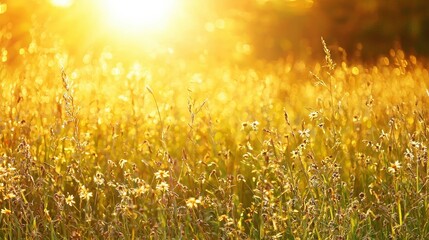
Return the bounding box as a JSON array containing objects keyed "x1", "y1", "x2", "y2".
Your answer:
[{"x1": 240, "y1": 0, "x2": 429, "y2": 60}]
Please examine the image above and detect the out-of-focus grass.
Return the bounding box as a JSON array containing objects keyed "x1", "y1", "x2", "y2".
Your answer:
[{"x1": 0, "y1": 38, "x2": 428, "y2": 239}]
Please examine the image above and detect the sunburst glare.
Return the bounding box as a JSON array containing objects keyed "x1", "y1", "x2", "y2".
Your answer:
[
  {"x1": 103, "y1": 0, "x2": 178, "y2": 32},
  {"x1": 50, "y1": 0, "x2": 73, "y2": 8}
]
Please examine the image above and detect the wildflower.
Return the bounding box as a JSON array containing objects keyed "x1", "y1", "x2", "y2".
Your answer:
[
  {"x1": 373, "y1": 143, "x2": 382, "y2": 152},
  {"x1": 154, "y1": 170, "x2": 169, "y2": 180},
  {"x1": 116, "y1": 185, "x2": 128, "y2": 198},
  {"x1": 359, "y1": 192, "x2": 366, "y2": 201},
  {"x1": 119, "y1": 159, "x2": 127, "y2": 168},
  {"x1": 309, "y1": 163, "x2": 318, "y2": 172},
  {"x1": 246, "y1": 141, "x2": 253, "y2": 151},
  {"x1": 298, "y1": 142, "x2": 307, "y2": 151},
  {"x1": 79, "y1": 185, "x2": 93, "y2": 201},
  {"x1": 186, "y1": 197, "x2": 202, "y2": 209},
  {"x1": 156, "y1": 181, "x2": 169, "y2": 192},
  {"x1": 364, "y1": 140, "x2": 373, "y2": 147},
  {"x1": 133, "y1": 184, "x2": 149, "y2": 196},
  {"x1": 241, "y1": 121, "x2": 249, "y2": 131},
  {"x1": 124, "y1": 170, "x2": 131, "y2": 179},
  {"x1": 309, "y1": 111, "x2": 318, "y2": 120},
  {"x1": 356, "y1": 152, "x2": 365, "y2": 160},
  {"x1": 379, "y1": 130, "x2": 388, "y2": 140},
  {"x1": 404, "y1": 148, "x2": 414, "y2": 160},
  {"x1": 332, "y1": 172, "x2": 340, "y2": 182},
  {"x1": 65, "y1": 194, "x2": 75, "y2": 206},
  {"x1": 388, "y1": 161, "x2": 402, "y2": 175},
  {"x1": 4, "y1": 192, "x2": 16, "y2": 200},
  {"x1": 411, "y1": 141, "x2": 421, "y2": 149},
  {"x1": 93, "y1": 172, "x2": 105, "y2": 186},
  {"x1": 291, "y1": 150, "x2": 300, "y2": 159},
  {"x1": 251, "y1": 121, "x2": 259, "y2": 131},
  {"x1": 298, "y1": 129, "x2": 310, "y2": 138},
  {"x1": 218, "y1": 214, "x2": 229, "y2": 222},
  {"x1": 350, "y1": 200, "x2": 360, "y2": 211},
  {"x1": 107, "y1": 159, "x2": 117, "y2": 167},
  {"x1": 1, "y1": 208, "x2": 11, "y2": 215}
]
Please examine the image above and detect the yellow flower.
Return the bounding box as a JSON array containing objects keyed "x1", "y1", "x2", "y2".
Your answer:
[
  {"x1": 388, "y1": 160, "x2": 402, "y2": 175},
  {"x1": 309, "y1": 111, "x2": 318, "y2": 120},
  {"x1": 298, "y1": 129, "x2": 310, "y2": 138},
  {"x1": 251, "y1": 121, "x2": 259, "y2": 131},
  {"x1": 133, "y1": 184, "x2": 149, "y2": 196},
  {"x1": 186, "y1": 197, "x2": 202, "y2": 209},
  {"x1": 65, "y1": 194, "x2": 75, "y2": 206},
  {"x1": 154, "y1": 170, "x2": 169, "y2": 179},
  {"x1": 93, "y1": 172, "x2": 105, "y2": 186},
  {"x1": 4, "y1": 192, "x2": 16, "y2": 200},
  {"x1": 156, "y1": 181, "x2": 169, "y2": 192},
  {"x1": 119, "y1": 159, "x2": 128, "y2": 168},
  {"x1": 116, "y1": 185, "x2": 128, "y2": 198},
  {"x1": 1, "y1": 208, "x2": 11, "y2": 215},
  {"x1": 79, "y1": 185, "x2": 93, "y2": 201},
  {"x1": 291, "y1": 150, "x2": 300, "y2": 159},
  {"x1": 218, "y1": 214, "x2": 231, "y2": 222}
]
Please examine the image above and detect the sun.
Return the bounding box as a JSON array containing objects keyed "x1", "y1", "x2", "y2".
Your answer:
[{"x1": 103, "y1": 0, "x2": 177, "y2": 32}]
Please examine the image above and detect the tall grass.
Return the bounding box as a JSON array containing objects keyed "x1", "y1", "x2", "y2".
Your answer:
[{"x1": 0, "y1": 38, "x2": 428, "y2": 239}]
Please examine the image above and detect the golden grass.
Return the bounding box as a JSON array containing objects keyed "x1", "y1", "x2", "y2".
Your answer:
[{"x1": 0, "y1": 39, "x2": 429, "y2": 239}]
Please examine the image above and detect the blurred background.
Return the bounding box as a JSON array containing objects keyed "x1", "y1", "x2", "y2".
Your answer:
[{"x1": 1, "y1": 0, "x2": 429, "y2": 65}]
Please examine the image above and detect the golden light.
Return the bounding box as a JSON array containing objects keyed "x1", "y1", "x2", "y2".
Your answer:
[
  {"x1": 103, "y1": 0, "x2": 177, "y2": 32},
  {"x1": 50, "y1": 0, "x2": 73, "y2": 8}
]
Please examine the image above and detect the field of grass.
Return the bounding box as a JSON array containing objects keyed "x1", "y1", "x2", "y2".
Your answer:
[{"x1": 0, "y1": 38, "x2": 429, "y2": 239}]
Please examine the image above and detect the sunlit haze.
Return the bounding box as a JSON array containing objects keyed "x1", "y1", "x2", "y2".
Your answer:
[
  {"x1": 1, "y1": 0, "x2": 429, "y2": 239},
  {"x1": 50, "y1": 0, "x2": 73, "y2": 8},
  {"x1": 103, "y1": 0, "x2": 178, "y2": 33}
]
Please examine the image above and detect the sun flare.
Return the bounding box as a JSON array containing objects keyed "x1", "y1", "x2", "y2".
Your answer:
[
  {"x1": 50, "y1": 0, "x2": 73, "y2": 8},
  {"x1": 104, "y1": 0, "x2": 177, "y2": 32}
]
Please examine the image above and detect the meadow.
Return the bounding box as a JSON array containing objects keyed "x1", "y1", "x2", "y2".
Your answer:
[{"x1": 0, "y1": 38, "x2": 429, "y2": 239}]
